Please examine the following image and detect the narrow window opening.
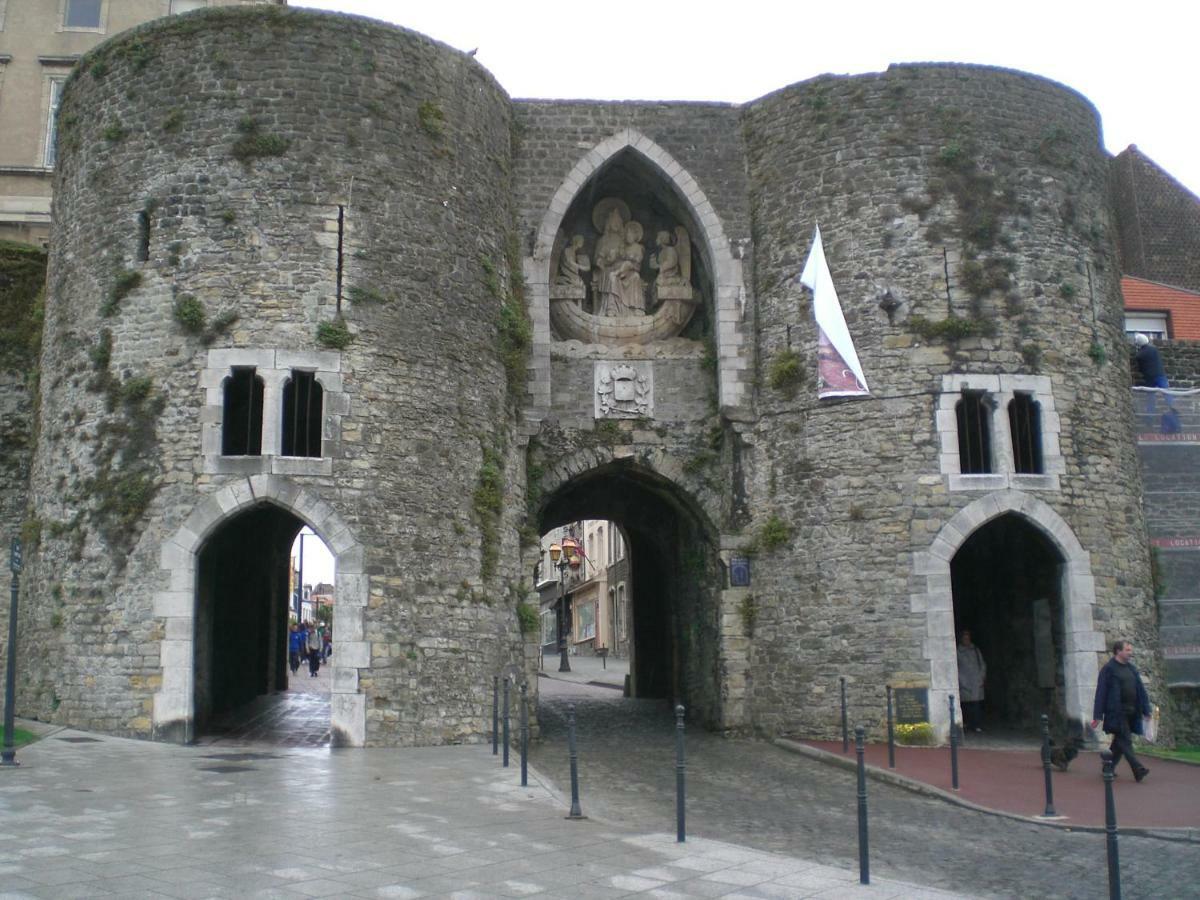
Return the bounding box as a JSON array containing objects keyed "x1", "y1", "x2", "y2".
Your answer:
[
  {"x1": 282, "y1": 370, "x2": 323, "y2": 458},
  {"x1": 1009, "y1": 393, "x2": 1044, "y2": 474},
  {"x1": 335, "y1": 205, "x2": 345, "y2": 314},
  {"x1": 222, "y1": 367, "x2": 263, "y2": 456},
  {"x1": 956, "y1": 391, "x2": 992, "y2": 474},
  {"x1": 136, "y1": 211, "x2": 150, "y2": 262}
]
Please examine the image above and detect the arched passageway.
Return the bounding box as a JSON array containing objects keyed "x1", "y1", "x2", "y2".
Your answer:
[
  {"x1": 539, "y1": 461, "x2": 722, "y2": 726},
  {"x1": 194, "y1": 504, "x2": 330, "y2": 743},
  {"x1": 951, "y1": 513, "x2": 1067, "y2": 733}
]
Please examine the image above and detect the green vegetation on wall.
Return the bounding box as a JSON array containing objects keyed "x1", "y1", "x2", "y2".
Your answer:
[{"x1": 0, "y1": 241, "x2": 47, "y2": 374}]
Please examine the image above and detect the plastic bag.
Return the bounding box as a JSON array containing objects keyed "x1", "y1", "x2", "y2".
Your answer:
[{"x1": 1142, "y1": 706, "x2": 1159, "y2": 744}]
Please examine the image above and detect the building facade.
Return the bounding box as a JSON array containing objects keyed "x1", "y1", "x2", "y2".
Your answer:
[
  {"x1": 0, "y1": 0, "x2": 284, "y2": 246},
  {"x1": 2, "y1": 7, "x2": 1173, "y2": 747}
]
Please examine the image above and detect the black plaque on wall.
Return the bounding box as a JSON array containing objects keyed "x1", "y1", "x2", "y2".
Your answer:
[{"x1": 893, "y1": 687, "x2": 930, "y2": 724}]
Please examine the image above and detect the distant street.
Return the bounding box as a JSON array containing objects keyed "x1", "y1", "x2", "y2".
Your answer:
[{"x1": 529, "y1": 678, "x2": 1200, "y2": 900}]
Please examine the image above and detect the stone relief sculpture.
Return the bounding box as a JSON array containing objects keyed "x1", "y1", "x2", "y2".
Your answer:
[
  {"x1": 596, "y1": 362, "x2": 653, "y2": 418},
  {"x1": 550, "y1": 197, "x2": 699, "y2": 345},
  {"x1": 555, "y1": 235, "x2": 590, "y2": 294}
]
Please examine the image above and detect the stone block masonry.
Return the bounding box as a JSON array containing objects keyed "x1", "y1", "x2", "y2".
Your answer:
[{"x1": 6, "y1": 6, "x2": 1164, "y2": 747}]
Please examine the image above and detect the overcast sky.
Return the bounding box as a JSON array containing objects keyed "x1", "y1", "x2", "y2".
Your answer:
[{"x1": 293, "y1": 1, "x2": 1199, "y2": 199}]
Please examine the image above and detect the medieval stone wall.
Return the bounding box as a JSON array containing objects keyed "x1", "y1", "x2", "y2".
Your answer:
[
  {"x1": 740, "y1": 64, "x2": 1157, "y2": 738},
  {"x1": 9, "y1": 8, "x2": 1168, "y2": 747},
  {"x1": 20, "y1": 7, "x2": 526, "y2": 744}
]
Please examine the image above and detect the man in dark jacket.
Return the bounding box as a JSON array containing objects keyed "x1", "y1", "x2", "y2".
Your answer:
[{"x1": 1091, "y1": 639, "x2": 1152, "y2": 782}]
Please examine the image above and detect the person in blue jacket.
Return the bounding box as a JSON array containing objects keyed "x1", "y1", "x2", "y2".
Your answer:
[
  {"x1": 287, "y1": 623, "x2": 304, "y2": 676},
  {"x1": 1091, "y1": 639, "x2": 1152, "y2": 782}
]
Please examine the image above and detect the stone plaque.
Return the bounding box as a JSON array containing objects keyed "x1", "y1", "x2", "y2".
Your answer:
[
  {"x1": 893, "y1": 687, "x2": 929, "y2": 725},
  {"x1": 729, "y1": 556, "x2": 750, "y2": 587},
  {"x1": 595, "y1": 361, "x2": 653, "y2": 419}
]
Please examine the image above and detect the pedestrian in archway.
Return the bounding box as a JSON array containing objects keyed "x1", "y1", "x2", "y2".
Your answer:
[
  {"x1": 1091, "y1": 639, "x2": 1152, "y2": 782},
  {"x1": 957, "y1": 629, "x2": 986, "y2": 733},
  {"x1": 307, "y1": 622, "x2": 322, "y2": 677},
  {"x1": 288, "y1": 622, "x2": 304, "y2": 675}
]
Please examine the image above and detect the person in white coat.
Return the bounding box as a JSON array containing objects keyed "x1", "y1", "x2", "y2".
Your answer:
[{"x1": 957, "y1": 629, "x2": 986, "y2": 733}]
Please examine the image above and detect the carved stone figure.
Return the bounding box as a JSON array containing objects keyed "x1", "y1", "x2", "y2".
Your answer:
[
  {"x1": 650, "y1": 226, "x2": 691, "y2": 289},
  {"x1": 555, "y1": 235, "x2": 590, "y2": 287},
  {"x1": 592, "y1": 202, "x2": 647, "y2": 316}
]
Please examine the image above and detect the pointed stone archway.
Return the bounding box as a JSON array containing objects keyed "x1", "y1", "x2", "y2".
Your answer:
[
  {"x1": 913, "y1": 490, "x2": 1105, "y2": 741},
  {"x1": 523, "y1": 128, "x2": 751, "y2": 421},
  {"x1": 152, "y1": 474, "x2": 367, "y2": 745}
]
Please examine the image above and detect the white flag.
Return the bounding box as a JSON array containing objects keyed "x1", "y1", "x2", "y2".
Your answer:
[{"x1": 799, "y1": 225, "x2": 869, "y2": 398}]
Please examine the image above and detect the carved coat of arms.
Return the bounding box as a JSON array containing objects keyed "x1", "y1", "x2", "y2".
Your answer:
[{"x1": 596, "y1": 362, "x2": 653, "y2": 419}]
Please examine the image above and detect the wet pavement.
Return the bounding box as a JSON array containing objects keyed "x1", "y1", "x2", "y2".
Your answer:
[
  {"x1": 0, "y1": 723, "x2": 971, "y2": 900},
  {"x1": 528, "y1": 678, "x2": 1200, "y2": 900},
  {"x1": 196, "y1": 658, "x2": 332, "y2": 748}
]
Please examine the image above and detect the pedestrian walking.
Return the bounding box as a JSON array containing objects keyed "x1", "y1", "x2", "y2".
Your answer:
[
  {"x1": 323, "y1": 627, "x2": 332, "y2": 662},
  {"x1": 288, "y1": 622, "x2": 304, "y2": 675},
  {"x1": 307, "y1": 622, "x2": 322, "y2": 677},
  {"x1": 1091, "y1": 639, "x2": 1152, "y2": 782}
]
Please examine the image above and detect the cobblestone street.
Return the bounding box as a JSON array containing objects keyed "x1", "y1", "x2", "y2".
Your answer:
[{"x1": 529, "y1": 679, "x2": 1200, "y2": 900}]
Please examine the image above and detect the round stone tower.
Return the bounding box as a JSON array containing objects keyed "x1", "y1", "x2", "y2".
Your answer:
[
  {"x1": 740, "y1": 65, "x2": 1156, "y2": 738},
  {"x1": 23, "y1": 7, "x2": 526, "y2": 745}
]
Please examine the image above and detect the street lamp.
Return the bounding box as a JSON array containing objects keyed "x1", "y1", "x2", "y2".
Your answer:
[{"x1": 549, "y1": 535, "x2": 581, "y2": 673}]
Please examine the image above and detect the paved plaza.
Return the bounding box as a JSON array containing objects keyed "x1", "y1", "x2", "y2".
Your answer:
[{"x1": 1, "y1": 722, "x2": 966, "y2": 900}]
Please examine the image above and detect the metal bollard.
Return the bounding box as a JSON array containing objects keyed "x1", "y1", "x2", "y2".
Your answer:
[
  {"x1": 502, "y1": 678, "x2": 510, "y2": 768},
  {"x1": 855, "y1": 725, "x2": 870, "y2": 885},
  {"x1": 520, "y1": 682, "x2": 529, "y2": 787},
  {"x1": 1102, "y1": 750, "x2": 1121, "y2": 900},
  {"x1": 885, "y1": 685, "x2": 895, "y2": 770},
  {"x1": 840, "y1": 676, "x2": 849, "y2": 753},
  {"x1": 566, "y1": 703, "x2": 584, "y2": 818},
  {"x1": 675, "y1": 704, "x2": 686, "y2": 843},
  {"x1": 492, "y1": 675, "x2": 499, "y2": 756},
  {"x1": 948, "y1": 694, "x2": 959, "y2": 791},
  {"x1": 1039, "y1": 713, "x2": 1057, "y2": 817}
]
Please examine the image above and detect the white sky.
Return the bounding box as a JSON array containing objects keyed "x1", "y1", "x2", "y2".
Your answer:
[
  {"x1": 291, "y1": 527, "x2": 335, "y2": 586},
  {"x1": 294, "y1": 0, "x2": 1200, "y2": 199}
]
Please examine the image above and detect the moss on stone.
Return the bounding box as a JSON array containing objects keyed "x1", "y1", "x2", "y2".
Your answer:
[
  {"x1": 173, "y1": 294, "x2": 206, "y2": 334},
  {"x1": 316, "y1": 318, "x2": 352, "y2": 349},
  {"x1": 101, "y1": 270, "x2": 143, "y2": 318},
  {"x1": 0, "y1": 241, "x2": 47, "y2": 374}
]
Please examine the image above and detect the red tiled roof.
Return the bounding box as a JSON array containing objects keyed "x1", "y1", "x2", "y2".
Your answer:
[{"x1": 1122, "y1": 275, "x2": 1200, "y2": 340}]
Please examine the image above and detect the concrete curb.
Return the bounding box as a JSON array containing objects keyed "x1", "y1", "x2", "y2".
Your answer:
[{"x1": 773, "y1": 738, "x2": 1200, "y2": 844}]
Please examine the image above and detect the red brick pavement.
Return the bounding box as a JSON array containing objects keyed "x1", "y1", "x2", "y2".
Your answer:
[{"x1": 799, "y1": 739, "x2": 1200, "y2": 830}]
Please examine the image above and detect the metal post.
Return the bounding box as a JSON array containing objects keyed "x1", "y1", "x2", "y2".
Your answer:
[
  {"x1": 1102, "y1": 750, "x2": 1121, "y2": 900},
  {"x1": 675, "y1": 704, "x2": 686, "y2": 843},
  {"x1": 492, "y1": 675, "x2": 499, "y2": 756},
  {"x1": 566, "y1": 703, "x2": 584, "y2": 818},
  {"x1": 558, "y1": 567, "x2": 570, "y2": 673},
  {"x1": 840, "y1": 676, "x2": 848, "y2": 753},
  {"x1": 502, "y1": 677, "x2": 510, "y2": 768},
  {"x1": 855, "y1": 725, "x2": 869, "y2": 885},
  {"x1": 886, "y1": 685, "x2": 895, "y2": 770},
  {"x1": 1040, "y1": 713, "x2": 1057, "y2": 817},
  {"x1": 2, "y1": 538, "x2": 20, "y2": 767},
  {"x1": 520, "y1": 682, "x2": 529, "y2": 787},
  {"x1": 948, "y1": 694, "x2": 959, "y2": 791}
]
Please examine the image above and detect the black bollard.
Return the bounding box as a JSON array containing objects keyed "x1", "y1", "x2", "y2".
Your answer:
[
  {"x1": 2, "y1": 538, "x2": 21, "y2": 768},
  {"x1": 1102, "y1": 750, "x2": 1121, "y2": 900},
  {"x1": 1040, "y1": 713, "x2": 1057, "y2": 817},
  {"x1": 855, "y1": 725, "x2": 870, "y2": 885},
  {"x1": 520, "y1": 682, "x2": 529, "y2": 787},
  {"x1": 840, "y1": 676, "x2": 849, "y2": 753},
  {"x1": 502, "y1": 677, "x2": 510, "y2": 768},
  {"x1": 675, "y1": 704, "x2": 686, "y2": 843},
  {"x1": 566, "y1": 702, "x2": 584, "y2": 818},
  {"x1": 885, "y1": 685, "x2": 895, "y2": 770},
  {"x1": 948, "y1": 694, "x2": 959, "y2": 791},
  {"x1": 492, "y1": 675, "x2": 499, "y2": 756}
]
